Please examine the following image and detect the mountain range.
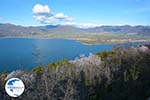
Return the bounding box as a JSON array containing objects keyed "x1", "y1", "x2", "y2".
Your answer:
[{"x1": 0, "y1": 23, "x2": 150, "y2": 37}]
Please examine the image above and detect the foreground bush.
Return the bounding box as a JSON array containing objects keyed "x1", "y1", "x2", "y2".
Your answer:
[{"x1": 0, "y1": 45, "x2": 150, "y2": 100}]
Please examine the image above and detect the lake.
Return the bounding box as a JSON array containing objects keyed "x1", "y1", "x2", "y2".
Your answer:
[{"x1": 0, "y1": 38, "x2": 144, "y2": 72}]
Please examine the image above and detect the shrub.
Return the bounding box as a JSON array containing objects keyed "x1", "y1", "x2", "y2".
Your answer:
[
  {"x1": 96, "y1": 50, "x2": 110, "y2": 60},
  {"x1": 32, "y1": 66, "x2": 42, "y2": 73},
  {"x1": 48, "y1": 59, "x2": 70, "y2": 69}
]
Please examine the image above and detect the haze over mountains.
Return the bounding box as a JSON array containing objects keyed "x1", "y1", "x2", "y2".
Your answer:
[{"x1": 0, "y1": 23, "x2": 150, "y2": 37}]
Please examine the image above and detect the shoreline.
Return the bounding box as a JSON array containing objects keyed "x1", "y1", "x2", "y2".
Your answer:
[{"x1": 0, "y1": 36, "x2": 150, "y2": 45}]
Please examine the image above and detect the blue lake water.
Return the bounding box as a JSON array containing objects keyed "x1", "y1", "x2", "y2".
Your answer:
[{"x1": 0, "y1": 38, "x2": 145, "y2": 72}]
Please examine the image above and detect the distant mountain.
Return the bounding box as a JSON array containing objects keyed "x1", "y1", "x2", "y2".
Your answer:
[
  {"x1": 0, "y1": 23, "x2": 150, "y2": 37},
  {"x1": 86, "y1": 25, "x2": 150, "y2": 35},
  {"x1": 0, "y1": 23, "x2": 43, "y2": 37}
]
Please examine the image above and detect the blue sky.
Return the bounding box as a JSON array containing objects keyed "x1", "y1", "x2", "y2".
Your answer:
[{"x1": 0, "y1": 0, "x2": 150, "y2": 27}]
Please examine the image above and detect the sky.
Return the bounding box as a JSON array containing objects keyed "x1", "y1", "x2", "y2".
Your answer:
[{"x1": 0, "y1": 0, "x2": 150, "y2": 27}]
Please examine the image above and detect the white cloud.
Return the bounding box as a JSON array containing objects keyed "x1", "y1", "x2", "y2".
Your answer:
[
  {"x1": 53, "y1": 13, "x2": 73, "y2": 22},
  {"x1": 32, "y1": 4, "x2": 101, "y2": 28},
  {"x1": 32, "y1": 4, "x2": 73, "y2": 25},
  {"x1": 54, "y1": 13, "x2": 66, "y2": 18},
  {"x1": 32, "y1": 4, "x2": 50, "y2": 14},
  {"x1": 33, "y1": 13, "x2": 74, "y2": 25},
  {"x1": 76, "y1": 23, "x2": 101, "y2": 28}
]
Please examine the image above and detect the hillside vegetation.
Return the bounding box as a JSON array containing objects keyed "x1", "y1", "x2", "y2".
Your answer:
[{"x1": 0, "y1": 45, "x2": 150, "y2": 100}]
